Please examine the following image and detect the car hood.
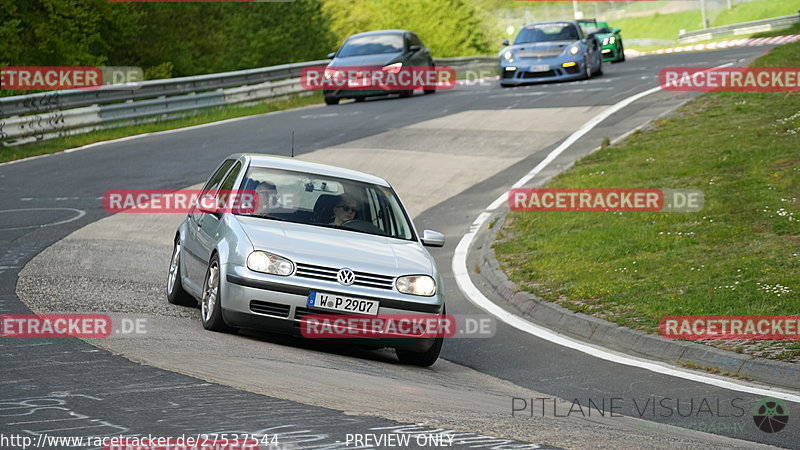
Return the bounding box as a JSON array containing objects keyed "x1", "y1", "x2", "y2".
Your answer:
[
  {"x1": 236, "y1": 216, "x2": 433, "y2": 275},
  {"x1": 504, "y1": 41, "x2": 576, "y2": 57},
  {"x1": 329, "y1": 53, "x2": 402, "y2": 68}
]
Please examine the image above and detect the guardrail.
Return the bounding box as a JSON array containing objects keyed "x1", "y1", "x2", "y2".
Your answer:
[
  {"x1": 0, "y1": 56, "x2": 497, "y2": 146},
  {"x1": 678, "y1": 13, "x2": 800, "y2": 44}
]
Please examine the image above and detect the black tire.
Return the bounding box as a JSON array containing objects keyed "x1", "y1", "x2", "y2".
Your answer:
[
  {"x1": 324, "y1": 95, "x2": 339, "y2": 105},
  {"x1": 399, "y1": 90, "x2": 412, "y2": 98},
  {"x1": 593, "y1": 57, "x2": 603, "y2": 76},
  {"x1": 395, "y1": 305, "x2": 445, "y2": 367},
  {"x1": 583, "y1": 57, "x2": 592, "y2": 80},
  {"x1": 424, "y1": 63, "x2": 436, "y2": 94},
  {"x1": 166, "y1": 237, "x2": 197, "y2": 307},
  {"x1": 500, "y1": 82, "x2": 513, "y2": 88},
  {"x1": 396, "y1": 336, "x2": 443, "y2": 367},
  {"x1": 617, "y1": 42, "x2": 626, "y2": 62},
  {"x1": 200, "y1": 254, "x2": 236, "y2": 333}
]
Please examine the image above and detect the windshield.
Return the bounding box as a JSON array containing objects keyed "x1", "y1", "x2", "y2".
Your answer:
[
  {"x1": 338, "y1": 34, "x2": 404, "y2": 57},
  {"x1": 515, "y1": 23, "x2": 580, "y2": 44},
  {"x1": 236, "y1": 166, "x2": 415, "y2": 241},
  {"x1": 580, "y1": 21, "x2": 610, "y2": 34}
]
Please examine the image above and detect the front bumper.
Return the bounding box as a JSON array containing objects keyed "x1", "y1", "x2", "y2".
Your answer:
[
  {"x1": 601, "y1": 45, "x2": 619, "y2": 61},
  {"x1": 499, "y1": 57, "x2": 585, "y2": 85},
  {"x1": 323, "y1": 88, "x2": 409, "y2": 99},
  {"x1": 220, "y1": 264, "x2": 444, "y2": 352}
]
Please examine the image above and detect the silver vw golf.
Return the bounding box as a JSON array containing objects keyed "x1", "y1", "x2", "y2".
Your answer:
[{"x1": 166, "y1": 154, "x2": 447, "y2": 366}]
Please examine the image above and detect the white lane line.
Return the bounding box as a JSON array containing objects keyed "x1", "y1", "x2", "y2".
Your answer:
[
  {"x1": 452, "y1": 63, "x2": 800, "y2": 403},
  {"x1": 0, "y1": 208, "x2": 87, "y2": 231}
]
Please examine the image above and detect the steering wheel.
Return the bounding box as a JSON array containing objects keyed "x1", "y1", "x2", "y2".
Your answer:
[{"x1": 341, "y1": 219, "x2": 386, "y2": 235}]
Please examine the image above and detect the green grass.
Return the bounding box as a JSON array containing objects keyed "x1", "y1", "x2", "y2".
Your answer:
[
  {"x1": 0, "y1": 94, "x2": 322, "y2": 164},
  {"x1": 612, "y1": 0, "x2": 799, "y2": 42},
  {"x1": 494, "y1": 40, "x2": 800, "y2": 361},
  {"x1": 614, "y1": 10, "x2": 702, "y2": 42},
  {"x1": 715, "y1": 0, "x2": 800, "y2": 27},
  {"x1": 630, "y1": 23, "x2": 800, "y2": 53}
]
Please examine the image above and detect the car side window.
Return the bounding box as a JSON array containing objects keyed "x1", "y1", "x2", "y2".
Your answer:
[
  {"x1": 217, "y1": 161, "x2": 243, "y2": 207},
  {"x1": 202, "y1": 159, "x2": 235, "y2": 193},
  {"x1": 410, "y1": 33, "x2": 423, "y2": 48},
  {"x1": 219, "y1": 161, "x2": 242, "y2": 192}
]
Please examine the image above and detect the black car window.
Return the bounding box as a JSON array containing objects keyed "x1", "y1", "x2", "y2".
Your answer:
[
  {"x1": 202, "y1": 159, "x2": 235, "y2": 193},
  {"x1": 516, "y1": 23, "x2": 580, "y2": 44},
  {"x1": 216, "y1": 161, "x2": 243, "y2": 208},
  {"x1": 220, "y1": 161, "x2": 242, "y2": 192},
  {"x1": 338, "y1": 34, "x2": 404, "y2": 57},
  {"x1": 410, "y1": 33, "x2": 423, "y2": 47}
]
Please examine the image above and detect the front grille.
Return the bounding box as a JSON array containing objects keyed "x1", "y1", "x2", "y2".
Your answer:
[
  {"x1": 522, "y1": 71, "x2": 557, "y2": 79},
  {"x1": 294, "y1": 263, "x2": 394, "y2": 290},
  {"x1": 249, "y1": 300, "x2": 291, "y2": 318},
  {"x1": 502, "y1": 70, "x2": 515, "y2": 79}
]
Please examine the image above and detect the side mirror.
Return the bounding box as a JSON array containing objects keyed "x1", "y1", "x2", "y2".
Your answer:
[
  {"x1": 326, "y1": 52, "x2": 336, "y2": 59},
  {"x1": 613, "y1": 27, "x2": 621, "y2": 34},
  {"x1": 409, "y1": 45, "x2": 421, "y2": 53},
  {"x1": 421, "y1": 230, "x2": 445, "y2": 247},
  {"x1": 197, "y1": 194, "x2": 220, "y2": 214},
  {"x1": 502, "y1": 39, "x2": 510, "y2": 46}
]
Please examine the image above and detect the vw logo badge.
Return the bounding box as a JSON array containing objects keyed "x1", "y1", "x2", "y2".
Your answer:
[{"x1": 337, "y1": 268, "x2": 355, "y2": 286}]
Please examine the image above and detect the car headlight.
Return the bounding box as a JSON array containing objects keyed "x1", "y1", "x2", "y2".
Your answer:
[
  {"x1": 610, "y1": 36, "x2": 616, "y2": 44},
  {"x1": 603, "y1": 37, "x2": 610, "y2": 45},
  {"x1": 382, "y1": 62, "x2": 403, "y2": 74},
  {"x1": 396, "y1": 275, "x2": 436, "y2": 296},
  {"x1": 247, "y1": 251, "x2": 294, "y2": 276},
  {"x1": 569, "y1": 45, "x2": 580, "y2": 55},
  {"x1": 324, "y1": 68, "x2": 342, "y2": 80},
  {"x1": 503, "y1": 51, "x2": 514, "y2": 61}
]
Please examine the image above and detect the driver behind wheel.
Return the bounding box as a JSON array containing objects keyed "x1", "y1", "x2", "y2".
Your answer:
[
  {"x1": 253, "y1": 181, "x2": 279, "y2": 216},
  {"x1": 331, "y1": 193, "x2": 359, "y2": 226}
]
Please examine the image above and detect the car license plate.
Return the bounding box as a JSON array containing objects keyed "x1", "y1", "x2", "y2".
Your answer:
[
  {"x1": 348, "y1": 77, "x2": 371, "y2": 88},
  {"x1": 307, "y1": 291, "x2": 379, "y2": 316},
  {"x1": 530, "y1": 64, "x2": 550, "y2": 72}
]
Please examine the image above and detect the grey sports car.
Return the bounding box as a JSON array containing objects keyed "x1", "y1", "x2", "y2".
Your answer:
[
  {"x1": 166, "y1": 154, "x2": 447, "y2": 366},
  {"x1": 499, "y1": 20, "x2": 603, "y2": 87}
]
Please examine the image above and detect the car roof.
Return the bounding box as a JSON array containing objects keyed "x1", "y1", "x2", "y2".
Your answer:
[
  {"x1": 523, "y1": 20, "x2": 579, "y2": 27},
  {"x1": 234, "y1": 154, "x2": 391, "y2": 187},
  {"x1": 348, "y1": 29, "x2": 409, "y2": 38}
]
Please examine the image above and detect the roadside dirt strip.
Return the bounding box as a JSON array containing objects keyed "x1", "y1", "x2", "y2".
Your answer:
[{"x1": 16, "y1": 107, "x2": 766, "y2": 448}]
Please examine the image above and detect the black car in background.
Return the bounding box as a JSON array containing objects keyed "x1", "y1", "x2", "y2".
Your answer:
[{"x1": 323, "y1": 30, "x2": 436, "y2": 105}]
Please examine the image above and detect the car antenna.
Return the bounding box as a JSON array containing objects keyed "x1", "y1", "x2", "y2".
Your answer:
[{"x1": 291, "y1": 130, "x2": 295, "y2": 158}]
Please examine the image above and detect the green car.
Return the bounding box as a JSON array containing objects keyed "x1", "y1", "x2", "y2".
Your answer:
[{"x1": 578, "y1": 19, "x2": 625, "y2": 63}]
